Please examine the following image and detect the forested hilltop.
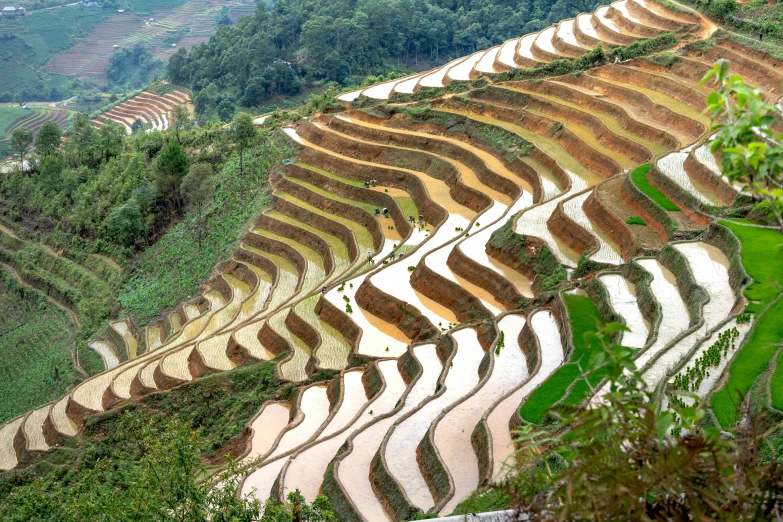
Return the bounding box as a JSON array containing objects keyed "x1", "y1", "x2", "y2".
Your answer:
[{"x1": 168, "y1": 0, "x2": 602, "y2": 120}]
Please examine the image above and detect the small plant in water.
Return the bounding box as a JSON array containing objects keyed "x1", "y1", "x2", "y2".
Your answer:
[
  {"x1": 495, "y1": 331, "x2": 505, "y2": 355},
  {"x1": 408, "y1": 266, "x2": 415, "y2": 271}
]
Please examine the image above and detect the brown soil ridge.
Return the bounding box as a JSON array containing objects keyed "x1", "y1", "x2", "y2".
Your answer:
[
  {"x1": 244, "y1": 230, "x2": 307, "y2": 294},
  {"x1": 410, "y1": 259, "x2": 492, "y2": 324},
  {"x1": 439, "y1": 96, "x2": 621, "y2": 179},
  {"x1": 275, "y1": 173, "x2": 386, "y2": 252},
  {"x1": 590, "y1": 11, "x2": 638, "y2": 45},
  {"x1": 255, "y1": 213, "x2": 335, "y2": 277},
  {"x1": 530, "y1": 28, "x2": 560, "y2": 62},
  {"x1": 296, "y1": 146, "x2": 447, "y2": 229},
  {"x1": 552, "y1": 21, "x2": 590, "y2": 58},
  {"x1": 647, "y1": 164, "x2": 711, "y2": 226},
  {"x1": 447, "y1": 245, "x2": 528, "y2": 310},
  {"x1": 347, "y1": 109, "x2": 545, "y2": 201},
  {"x1": 592, "y1": 64, "x2": 706, "y2": 110},
  {"x1": 273, "y1": 196, "x2": 359, "y2": 263},
  {"x1": 683, "y1": 149, "x2": 737, "y2": 205},
  {"x1": 355, "y1": 278, "x2": 439, "y2": 343},
  {"x1": 298, "y1": 122, "x2": 489, "y2": 214},
  {"x1": 564, "y1": 73, "x2": 706, "y2": 139},
  {"x1": 584, "y1": 177, "x2": 643, "y2": 260},
  {"x1": 325, "y1": 115, "x2": 523, "y2": 202},
  {"x1": 284, "y1": 163, "x2": 412, "y2": 239},
  {"x1": 471, "y1": 85, "x2": 653, "y2": 163},
  {"x1": 515, "y1": 79, "x2": 680, "y2": 149},
  {"x1": 547, "y1": 193, "x2": 601, "y2": 256},
  {"x1": 625, "y1": 0, "x2": 691, "y2": 30},
  {"x1": 606, "y1": 4, "x2": 665, "y2": 38}
]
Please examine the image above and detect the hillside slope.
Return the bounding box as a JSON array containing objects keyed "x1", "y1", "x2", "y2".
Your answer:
[{"x1": 2, "y1": 0, "x2": 783, "y2": 520}]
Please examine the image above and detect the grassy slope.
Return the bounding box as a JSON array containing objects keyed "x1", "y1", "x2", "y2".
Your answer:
[
  {"x1": 0, "y1": 107, "x2": 33, "y2": 138},
  {"x1": 0, "y1": 265, "x2": 78, "y2": 423},
  {"x1": 629, "y1": 163, "x2": 681, "y2": 212},
  {"x1": 119, "y1": 131, "x2": 297, "y2": 325},
  {"x1": 520, "y1": 294, "x2": 604, "y2": 423},
  {"x1": 711, "y1": 220, "x2": 783, "y2": 426}
]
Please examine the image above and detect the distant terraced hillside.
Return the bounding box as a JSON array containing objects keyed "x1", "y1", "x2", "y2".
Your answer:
[
  {"x1": 91, "y1": 90, "x2": 191, "y2": 133},
  {"x1": 42, "y1": 0, "x2": 256, "y2": 84},
  {"x1": 2, "y1": 0, "x2": 783, "y2": 519}
]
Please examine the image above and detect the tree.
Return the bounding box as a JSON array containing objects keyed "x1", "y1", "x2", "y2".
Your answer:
[
  {"x1": 170, "y1": 104, "x2": 192, "y2": 142},
  {"x1": 106, "y1": 198, "x2": 144, "y2": 247},
  {"x1": 131, "y1": 118, "x2": 145, "y2": 135},
  {"x1": 153, "y1": 138, "x2": 189, "y2": 210},
  {"x1": 10, "y1": 126, "x2": 33, "y2": 170},
  {"x1": 34, "y1": 121, "x2": 62, "y2": 157},
  {"x1": 181, "y1": 163, "x2": 215, "y2": 249},
  {"x1": 96, "y1": 120, "x2": 126, "y2": 162},
  {"x1": 71, "y1": 113, "x2": 95, "y2": 163},
  {"x1": 230, "y1": 112, "x2": 256, "y2": 175},
  {"x1": 702, "y1": 59, "x2": 783, "y2": 232}
]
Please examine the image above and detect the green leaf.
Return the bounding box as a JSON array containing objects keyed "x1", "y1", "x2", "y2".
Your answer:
[{"x1": 656, "y1": 412, "x2": 673, "y2": 440}]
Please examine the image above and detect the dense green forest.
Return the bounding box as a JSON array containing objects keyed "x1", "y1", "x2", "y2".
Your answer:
[
  {"x1": 168, "y1": 0, "x2": 603, "y2": 120},
  {"x1": 105, "y1": 44, "x2": 165, "y2": 92}
]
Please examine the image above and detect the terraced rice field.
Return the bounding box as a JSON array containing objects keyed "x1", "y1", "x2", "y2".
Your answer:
[
  {"x1": 43, "y1": 0, "x2": 256, "y2": 83},
  {"x1": 3, "y1": 1, "x2": 781, "y2": 519},
  {"x1": 91, "y1": 90, "x2": 190, "y2": 134}
]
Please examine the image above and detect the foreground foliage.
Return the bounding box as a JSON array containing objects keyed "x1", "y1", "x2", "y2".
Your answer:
[{"x1": 469, "y1": 324, "x2": 783, "y2": 519}]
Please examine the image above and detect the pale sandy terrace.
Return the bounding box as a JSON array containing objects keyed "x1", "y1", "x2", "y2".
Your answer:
[
  {"x1": 437, "y1": 314, "x2": 529, "y2": 515},
  {"x1": 562, "y1": 191, "x2": 624, "y2": 265},
  {"x1": 159, "y1": 289, "x2": 234, "y2": 383},
  {"x1": 385, "y1": 328, "x2": 487, "y2": 511},
  {"x1": 111, "y1": 319, "x2": 139, "y2": 359},
  {"x1": 0, "y1": 417, "x2": 25, "y2": 471},
  {"x1": 599, "y1": 273, "x2": 650, "y2": 348},
  {"x1": 595, "y1": 6, "x2": 627, "y2": 35},
  {"x1": 447, "y1": 51, "x2": 486, "y2": 81},
  {"x1": 232, "y1": 264, "x2": 274, "y2": 325},
  {"x1": 90, "y1": 340, "x2": 120, "y2": 370},
  {"x1": 393, "y1": 74, "x2": 424, "y2": 95},
  {"x1": 337, "y1": 355, "x2": 439, "y2": 521},
  {"x1": 488, "y1": 310, "x2": 564, "y2": 479},
  {"x1": 625, "y1": 259, "x2": 690, "y2": 373},
  {"x1": 517, "y1": 33, "x2": 540, "y2": 62},
  {"x1": 295, "y1": 296, "x2": 352, "y2": 370},
  {"x1": 475, "y1": 46, "x2": 501, "y2": 74},
  {"x1": 577, "y1": 13, "x2": 600, "y2": 41},
  {"x1": 23, "y1": 404, "x2": 52, "y2": 452},
  {"x1": 146, "y1": 324, "x2": 163, "y2": 352},
  {"x1": 535, "y1": 26, "x2": 558, "y2": 56},
  {"x1": 336, "y1": 89, "x2": 364, "y2": 102},
  {"x1": 282, "y1": 369, "x2": 376, "y2": 501},
  {"x1": 497, "y1": 38, "x2": 522, "y2": 68},
  {"x1": 642, "y1": 242, "x2": 735, "y2": 386},
  {"x1": 50, "y1": 396, "x2": 77, "y2": 437},
  {"x1": 241, "y1": 385, "x2": 331, "y2": 500},
  {"x1": 272, "y1": 310, "x2": 312, "y2": 382},
  {"x1": 557, "y1": 19, "x2": 582, "y2": 47},
  {"x1": 419, "y1": 57, "x2": 469, "y2": 88},
  {"x1": 245, "y1": 402, "x2": 292, "y2": 461}
]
